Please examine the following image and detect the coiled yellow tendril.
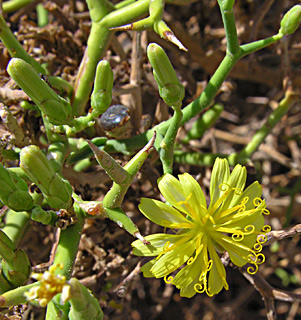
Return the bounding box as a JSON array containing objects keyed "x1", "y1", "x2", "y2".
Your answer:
[
  {"x1": 164, "y1": 274, "x2": 174, "y2": 284},
  {"x1": 247, "y1": 263, "x2": 258, "y2": 275},
  {"x1": 232, "y1": 225, "x2": 255, "y2": 242},
  {"x1": 219, "y1": 183, "x2": 230, "y2": 192},
  {"x1": 261, "y1": 208, "x2": 270, "y2": 215},
  {"x1": 237, "y1": 205, "x2": 246, "y2": 214},
  {"x1": 232, "y1": 231, "x2": 244, "y2": 241},
  {"x1": 247, "y1": 251, "x2": 265, "y2": 275},
  {"x1": 257, "y1": 234, "x2": 267, "y2": 244},
  {"x1": 233, "y1": 187, "x2": 243, "y2": 196},
  {"x1": 194, "y1": 282, "x2": 206, "y2": 293},
  {"x1": 156, "y1": 241, "x2": 171, "y2": 260},
  {"x1": 253, "y1": 197, "x2": 263, "y2": 206},
  {"x1": 262, "y1": 225, "x2": 271, "y2": 233},
  {"x1": 241, "y1": 196, "x2": 249, "y2": 205}
]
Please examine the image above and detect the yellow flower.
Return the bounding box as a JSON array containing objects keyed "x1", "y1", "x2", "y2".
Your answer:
[
  {"x1": 132, "y1": 158, "x2": 271, "y2": 297},
  {"x1": 25, "y1": 264, "x2": 70, "y2": 307}
]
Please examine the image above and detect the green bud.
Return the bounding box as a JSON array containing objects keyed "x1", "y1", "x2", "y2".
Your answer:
[
  {"x1": 20, "y1": 146, "x2": 73, "y2": 209},
  {"x1": 7, "y1": 58, "x2": 73, "y2": 125},
  {"x1": 147, "y1": 43, "x2": 184, "y2": 108},
  {"x1": 279, "y1": 5, "x2": 301, "y2": 35},
  {"x1": 0, "y1": 230, "x2": 30, "y2": 289},
  {"x1": 0, "y1": 164, "x2": 33, "y2": 211},
  {"x1": 67, "y1": 278, "x2": 103, "y2": 320},
  {"x1": 91, "y1": 60, "x2": 113, "y2": 114}
]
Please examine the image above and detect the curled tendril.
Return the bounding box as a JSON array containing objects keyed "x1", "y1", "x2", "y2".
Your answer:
[
  {"x1": 241, "y1": 196, "x2": 249, "y2": 205},
  {"x1": 253, "y1": 242, "x2": 262, "y2": 252},
  {"x1": 194, "y1": 282, "x2": 206, "y2": 293},
  {"x1": 219, "y1": 183, "x2": 230, "y2": 192},
  {"x1": 255, "y1": 253, "x2": 265, "y2": 265},
  {"x1": 156, "y1": 241, "x2": 171, "y2": 260},
  {"x1": 207, "y1": 260, "x2": 213, "y2": 272},
  {"x1": 187, "y1": 255, "x2": 195, "y2": 265},
  {"x1": 261, "y1": 208, "x2": 270, "y2": 215},
  {"x1": 244, "y1": 225, "x2": 255, "y2": 235},
  {"x1": 247, "y1": 263, "x2": 258, "y2": 275},
  {"x1": 257, "y1": 234, "x2": 267, "y2": 244},
  {"x1": 232, "y1": 231, "x2": 244, "y2": 241},
  {"x1": 253, "y1": 197, "x2": 263, "y2": 206},
  {"x1": 247, "y1": 252, "x2": 265, "y2": 275},
  {"x1": 238, "y1": 205, "x2": 246, "y2": 214},
  {"x1": 262, "y1": 225, "x2": 271, "y2": 233},
  {"x1": 206, "y1": 287, "x2": 214, "y2": 297},
  {"x1": 247, "y1": 251, "x2": 257, "y2": 263},
  {"x1": 233, "y1": 187, "x2": 243, "y2": 196},
  {"x1": 164, "y1": 274, "x2": 174, "y2": 284}
]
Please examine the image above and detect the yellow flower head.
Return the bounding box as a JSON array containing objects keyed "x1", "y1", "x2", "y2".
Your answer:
[
  {"x1": 25, "y1": 264, "x2": 70, "y2": 307},
  {"x1": 132, "y1": 158, "x2": 271, "y2": 297}
]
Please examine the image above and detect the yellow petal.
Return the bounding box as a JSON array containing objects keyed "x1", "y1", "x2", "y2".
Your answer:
[
  {"x1": 207, "y1": 240, "x2": 227, "y2": 295},
  {"x1": 151, "y1": 239, "x2": 195, "y2": 278},
  {"x1": 132, "y1": 233, "x2": 184, "y2": 256},
  {"x1": 218, "y1": 164, "x2": 247, "y2": 214},
  {"x1": 139, "y1": 198, "x2": 191, "y2": 228},
  {"x1": 209, "y1": 158, "x2": 230, "y2": 211},
  {"x1": 140, "y1": 259, "x2": 157, "y2": 277},
  {"x1": 213, "y1": 232, "x2": 251, "y2": 266},
  {"x1": 172, "y1": 238, "x2": 207, "y2": 289},
  {"x1": 178, "y1": 173, "x2": 207, "y2": 220}
]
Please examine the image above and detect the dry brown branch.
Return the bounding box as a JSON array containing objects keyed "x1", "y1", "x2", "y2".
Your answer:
[{"x1": 265, "y1": 224, "x2": 301, "y2": 246}]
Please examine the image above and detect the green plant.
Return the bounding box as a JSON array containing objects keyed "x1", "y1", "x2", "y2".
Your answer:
[{"x1": 0, "y1": 0, "x2": 300, "y2": 318}]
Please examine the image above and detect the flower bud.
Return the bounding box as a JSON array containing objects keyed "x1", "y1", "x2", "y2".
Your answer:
[
  {"x1": 0, "y1": 230, "x2": 30, "y2": 289},
  {"x1": 147, "y1": 43, "x2": 184, "y2": 108},
  {"x1": 279, "y1": 5, "x2": 301, "y2": 35},
  {"x1": 0, "y1": 164, "x2": 33, "y2": 211},
  {"x1": 67, "y1": 278, "x2": 103, "y2": 320},
  {"x1": 91, "y1": 60, "x2": 113, "y2": 114},
  {"x1": 20, "y1": 146, "x2": 73, "y2": 209},
  {"x1": 7, "y1": 58, "x2": 73, "y2": 125}
]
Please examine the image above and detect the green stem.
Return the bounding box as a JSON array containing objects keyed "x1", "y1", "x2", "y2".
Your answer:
[
  {"x1": 182, "y1": 103, "x2": 224, "y2": 143},
  {"x1": 240, "y1": 33, "x2": 284, "y2": 57},
  {"x1": 173, "y1": 152, "x2": 246, "y2": 167},
  {"x1": 237, "y1": 90, "x2": 299, "y2": 160},
  {"x1": 2, "y1": 0, "x2": 34, "y2": 12},
  {"x1": 1, "y1": 210, "x2": 30, "y2": 246},
  {"x1": 0, "y1": 282, "x2": 38, "y2": 307},
  {"x1": 160, "y1": 108, "x2": 182, "y2": 174},
  {"x1": 72, "y1": 0, "x2": 149, "y2": 116},
  {"x1": 217, "y1": 0, "x2": 240, "y2": 55},
  {"x1": 52, "y1": 204, "x2": 85, "y2": 279},
  {"x1": 36, "y1": 3, "x2": 48, "y2": 27}
]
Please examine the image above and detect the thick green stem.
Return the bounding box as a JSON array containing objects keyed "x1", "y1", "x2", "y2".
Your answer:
[
  {"x1": 160, "y1": 108, "x2": 183, "y2": 174},
  {"x1": 217, "y1": 0, "x2": 240, "y2": 55},
  {"x1": 182, "y1": 103, "x2": 224, "y2": 143},
  {"x1": 1, "y1": 210, "x2": 30, "y2": 246},
  {"x1": 52, "y1": 204, "x2": 85, "y2": 279},
  {"x1": 0, "y1": 282, "x2": 37, "y2": 307},
  {"x1": 237, "y1": 90, "x2": 299, "y2": 160},
  {"x1": 72, "y1": 0, "x2": 149, "y2": 116},
  {"x1": 240, "y1": 33, "x2": 284, "y2": 57}
]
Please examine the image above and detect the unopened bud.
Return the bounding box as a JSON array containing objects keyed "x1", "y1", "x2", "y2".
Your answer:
[
  {"x1": 20, "y1": 146, "x2": 73, "y2": 209},
  {"x1": 279, "y1": 5, "x2": 301, "y2": 35},
  {"x1": 0, "y1": 164, "x2": 33, "y2": 211},
  {"x1": 147, "y1": 43, "x2": 184, "y2": 108},
  {"x1": 91, "y1": 60, "x2": 113, "y2": 114}
]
